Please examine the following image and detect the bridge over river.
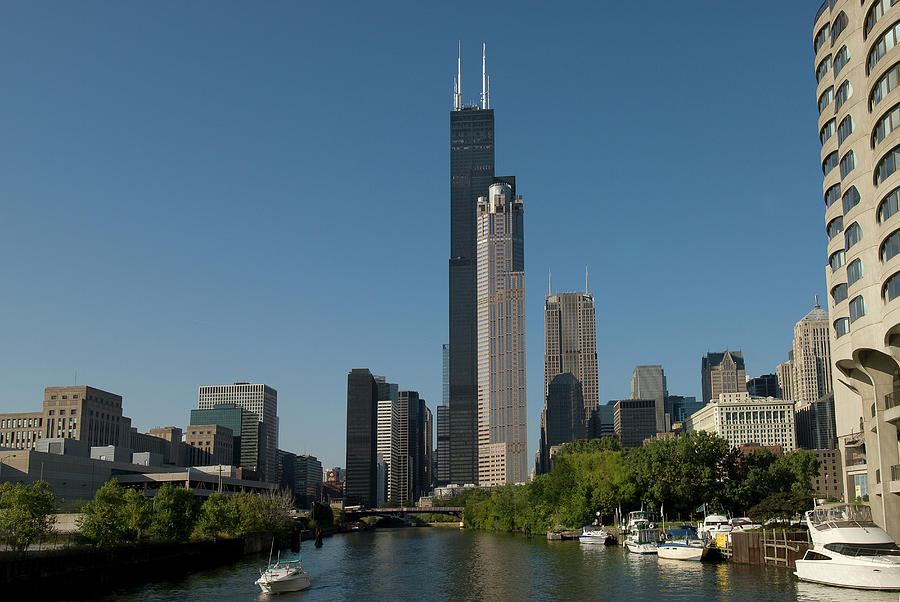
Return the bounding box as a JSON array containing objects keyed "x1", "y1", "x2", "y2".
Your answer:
[{"x1": 344, "y1": 506, "x2": 464, "y2": 519}]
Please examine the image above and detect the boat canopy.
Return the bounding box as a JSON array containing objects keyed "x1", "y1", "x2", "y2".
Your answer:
[{"x1": 809, "y1": 504, "x2": 873, "y2": 525}]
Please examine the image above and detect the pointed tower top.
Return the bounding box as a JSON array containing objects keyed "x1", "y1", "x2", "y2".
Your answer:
[
  {"x1": 814, "y1": 294, "x2": 820, "y2": 309},
  {"x1": 481, "y1": 42, "x2": 490, "y2": 109},
  {"x1": 453, "y1": 41, "x2": 462, "y2": 111}
]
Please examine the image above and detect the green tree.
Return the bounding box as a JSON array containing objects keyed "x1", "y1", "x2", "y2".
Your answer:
[
  {"x1": 310, "y1": 501, "x2": 334, "y2": 528},
  {"x1": 0, "y1": 481, "x2": 57, "y2": 552},
  {"x1": 150, "y1": 484, "x2": 198, "y2": 542},
  {"x1": 78, "y1": 480, "x2": 131, "y2": 547},
  {"x1": 122, "y1": 488, "x2": 152, "y2": 541},
  {"x1": 194, "y1": 492, "x2": 239, "y2": 539}
]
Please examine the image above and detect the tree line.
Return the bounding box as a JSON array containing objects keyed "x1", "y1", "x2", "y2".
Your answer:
[
  {"x1": 0, "y1": 479, "x2": 334, "y2": 551},
  {"x1": 439, "y1": 432, "x2": 821, "y2": 534}
]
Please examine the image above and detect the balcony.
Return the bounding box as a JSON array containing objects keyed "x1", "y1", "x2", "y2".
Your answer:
[
  {"x1": 886, "y1": 392, "x2": 900, "y2": 426},
  {"x1": 840, "y1": 431, "x2": 866, "y2": 448},
  {"x1": 892, "y1": 465, "x2": 900, "y2": 494}
]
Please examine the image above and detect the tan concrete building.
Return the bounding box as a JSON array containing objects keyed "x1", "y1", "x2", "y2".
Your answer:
[
  {"x1": 813, "y1": 1, "x2": 900, "y2": 541},
  {"x1": 685, "y1": 392, "x2": 797, "y2": 452},
  {"x1": 701, "y1": 351, "x2": 747, "y2": 403},
  {"x1": 0, "y1": 386, "x2": 130, "y2": 451},
  {"x1": 184, "y1": 424, "x2": 234, "y2": 466},
  {"x1": 543, "y1": 290, "x2": 599, "y2": 413},
  {"x1": 476, "y1": 181, "x2": 527, "y2": 485},
  {"x1": 791, "y1": 302, "x2": 833, "y2": 403}
]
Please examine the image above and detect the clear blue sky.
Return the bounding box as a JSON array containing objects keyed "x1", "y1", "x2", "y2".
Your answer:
[{"x1": 0, "y1": 1, "x2": 825, "y2": 471}]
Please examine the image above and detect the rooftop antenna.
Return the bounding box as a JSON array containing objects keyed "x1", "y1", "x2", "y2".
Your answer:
[
  {"x1": 814, "y1": 294, "x2": 820, "y2": 309},
  {"x1": 585, "y1": 266, "x2": 589, "y2": 295},
  {"x1": 481, "y1": 42, "x2": 489, "y2": 109},
  {"x1": 454, "y1": 41, "x2": 462, "y2": 111},
  {"x1": 548, "y1": 269, "x2": 551, "y2": 297}
]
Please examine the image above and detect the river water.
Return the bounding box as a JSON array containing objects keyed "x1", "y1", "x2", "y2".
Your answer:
[{"x1": 101, "y1": 528, "x2": 897, "y2": 601}]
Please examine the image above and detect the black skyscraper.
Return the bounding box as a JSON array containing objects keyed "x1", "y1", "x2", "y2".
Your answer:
[
  {"x1": 449, "y1": 106, "x2": 494, "y2": 485},
  {"x1": 345, "y1": 368, "x2": 378, "y2": 507}
]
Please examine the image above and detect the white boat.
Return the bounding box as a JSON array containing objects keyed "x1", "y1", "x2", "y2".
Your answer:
[
  {"x1": 657, "y1": 527, "x2": 708, "y2": 561},
  {"x1": 794, "y1": 503, "x2": 900, "y2": 591},
  {"x1": 256, "y1": 558, "x2": 311, "y2": 594},
  {"x1": 697, "y1": 514, "x2": 732, "y2": 540},
  {"x1": 729, "y1": 517, "x2": 761, "y2": 533},
  {"x1": 579, "y1": 523, "x2": 611, "y2": 544},
  {"x1": 624, "y1": 511, "x2": 661, "y2": 554}
]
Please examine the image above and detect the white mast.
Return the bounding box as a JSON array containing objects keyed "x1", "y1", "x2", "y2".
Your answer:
[
  {"x1": 481, "y1": 42, "x2": 489, "y2": 109},
  {"x1": 454, "y1": 41, "x2": 462, "y2": 111}
]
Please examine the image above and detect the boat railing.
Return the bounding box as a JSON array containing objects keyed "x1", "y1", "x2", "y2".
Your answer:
[{"x1": 824, "y1": 543, "x2": 900, "y2": 557}]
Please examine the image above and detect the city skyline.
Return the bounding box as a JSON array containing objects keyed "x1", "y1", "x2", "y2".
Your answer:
[{"x1": 1, "y1": 2, "x2": 827, "y2": 471}]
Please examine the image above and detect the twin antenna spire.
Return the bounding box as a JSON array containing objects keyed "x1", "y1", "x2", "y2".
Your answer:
[{"x1": 454, "y1": 41, "x2": 490, "y2": 110}]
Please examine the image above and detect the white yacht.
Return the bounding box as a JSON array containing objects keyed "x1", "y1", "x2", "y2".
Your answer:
[
  {"x1": 794, "y1": 503, "x2": 900, "y2": 590},
  {"x1": 697, "y1": 514, "x2": 732, "y2": 540},
  {"x1": 657, "y1": 527, "x2": 708, "y2": 561},
  {"x1": 579, "y1": 523, "x2": 611, "y2": 544},
  {"x1": 255, "y1": 558, "x2": 311, "y2": 594},
  {"x1": 624, "y1": 511, "x2": 661, "y2": 554}
]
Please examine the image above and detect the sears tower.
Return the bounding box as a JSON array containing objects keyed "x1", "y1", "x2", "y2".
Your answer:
[{"x1": 448, "y1": 44, "x2": 512, "y2": 484}]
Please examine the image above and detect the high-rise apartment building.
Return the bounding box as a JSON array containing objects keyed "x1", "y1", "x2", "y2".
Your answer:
[
  {"x1": 345, "y1": 369, "x2": 378, "y2": 507},
  {"x1": 746, "y1": 374, "x2": 781, "y2": 399},
  {"x1": 543, "y1": 291, "x2": 600, "y2": 412},
  {"x1": 190, "y1": 403, "x2": 265, "y2": 474},
  {"x1": 398, "y1": 390, "x2": 427, "y2": 502},
  {"x1": 613, "y1": 399, "x2": 657, "y2": 448},
  {"x1": 776, "y1": 356, "x2": 795, "y2": 401},
  {"x1": 436, "y1": 403, "x2": 450, "y2": 486},
  {"x1": 476, "y1": 181, "x2": 527, "y2": 486},
  {"x1": 701, "y1": 351, "x2": 747, "y2": 403},
  {"x1": 796, "y1": 393, "x2": 838, "y2": 450},
  {"x1": 792, "y1": 301, "x2": 833, "y2": 403},
  {"x1": 424, "y1": 405, "x2": 433, "y2": 492},
  {"x1": 539, "y1": 288, "x2": 598, "y2": 474},
  {"x1": 630, "y1": 365, "x2": 667, "y2": 433},
  {"x1": 812, "y1": 1, "x2": 900, "y2": 540},
  {"x1": 375, "y1": 379, "x2": 401, "y2": 504},
  {"x1": 198, "y1": 382, "x2": 277, "y2": 481},
  {"x1": 448, "y1": 45, "x2": 518, "y2": 486}
]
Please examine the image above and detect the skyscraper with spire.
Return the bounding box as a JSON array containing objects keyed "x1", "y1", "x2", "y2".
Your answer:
[{"x1": 448, "y1": 43, "x2": 510, "y2": 485}]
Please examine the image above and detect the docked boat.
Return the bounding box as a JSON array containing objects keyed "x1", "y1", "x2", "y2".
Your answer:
[
  {"x1": 697, "y1": 514, "x2": 732, "y2": 540},
  {"x1": 624, "y1": 511, "x2": 661, "y2": 554},
  {"x1": 657, "y1": 527, "x2": 708, "y2": 561},
  {"x1": 729, "y1": 517, "x2": 761, "y2": 533},
  {"x1": 255, "y1": 558, "x2": 311, "y2": 594},
  {"x1": 579, "y1": 523, "x2": 611, "y2": 544},
  {"x1": 794, "y1": 503, "x2": 900, "y2": 590}
]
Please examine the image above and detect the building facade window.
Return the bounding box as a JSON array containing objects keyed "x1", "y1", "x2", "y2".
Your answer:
[
  {"x1": 845, "y1": 221, "x2": 862, "y2": 248},
  {"x1": 822, "y1": 118, "x2": 836, "y2": 143},
  {"x1": 868, "y1": 19, "x2": 900, "y2": 73},
  {"x1": 835, "y1": 80, "x2": 853, "y2": 113},
  {"x1": 832, "y1": 282, "x2": 849, "y2": 304},
  {"x1": 834, "y1": 45, "x2": 850, "y2": 76},
  {"x1": 826, "y1": 184, "x2": 842, "y2": 209},
  {"x1": 873, "y1": 104, "x2": 900, "y2": 146},
  {"x1": 848, "y1": 258, "x2": 865, "y2": 285},
  {"x1": 828, "y1": 216, "x2": 844, "y2": 239},
  {"x1": 875, "y1": 143, "x2": 900, "y2": 184},
  {"x1": 843, "y1": 185, "x2": 861, "y2": 213},
  {"x1": 849, "y1": 295, "x2": 868, "y2": 322},
  {"x1": 835, "y1": 317, "x2": 850, "y2": 337},
  {"x1": 871, "y1": 62, "x2": 900, "y2": 111},
  {"x1": 838, "y1": 115, "x2": 855, "y2": 144},
  {"x1": 881, "y1": 228, "x2": 900, "y2": 260},
  {"x1": 832, "y1": 11, "x2": 849, "y2": 45},
  {"x1": 866, "y1": 0, "x2": 900, "y2": 38},
  {"x1": 817, "y1": 54, "x2": 833, "y2": 82},
  {"x1": 824, "y1": 151, "x2": 839, "y2": 175},
  {"x1": 840, "y1": 150, "x2": 857, "y2": 178},
  {"x1": 879, "y1": 187, "x2": 900, "y2": 222},
  {"x1": 820, "y1": 86, "x2": 834, "y2": 113},
  {"x1": 815, "y1": 23, "x2": 831, "y2": 54},
  {"x1": 883, "y1": 271, "x2": 900, "y2": 301},
  {"x1": 830, "y1": 249, "x2": 846, "y2": 271}
]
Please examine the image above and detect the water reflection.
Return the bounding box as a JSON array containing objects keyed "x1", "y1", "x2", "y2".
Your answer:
[{"x1": 97, "y1": 529, "x2": 897, "y2": 601}]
